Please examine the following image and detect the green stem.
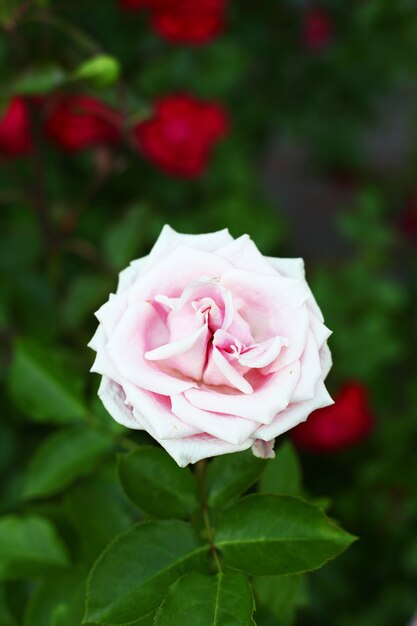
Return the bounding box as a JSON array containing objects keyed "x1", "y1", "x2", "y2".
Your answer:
[
  {"x1": 30, "y1": 10, "x2": 100, "y2": 54},
  {"x1": 196, "y1": 460, "x2": 222, "y2": 573}
]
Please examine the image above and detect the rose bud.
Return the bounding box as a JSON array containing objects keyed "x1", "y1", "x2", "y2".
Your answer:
[
  {"x1": 400, "y1": 192, "x2": 417, "y2": 238},
  {"x1": 292, "y1": 382, "x2": 374, "y2": 452},
  {"x1": 132, "y1": 94, "x2": 228, "y2": 178},
  {"x1": 150, "y1": 0, "x2": 225, "y2": 45},
  {"x1": 119, "y1": 0, "x2": 225, "y2": 45},
  {"x1": 45, "y1": 95, "x2": 121, "y2": 152},
  {"x1": 303, "y1": 8, "x2": 334, "y2": 51},
  {"x1": 0, "y1": 96, "x2": 32, "y2": 157},
  {"x1": 89, "y1": 226, "x2": 333, "y2": 467}
]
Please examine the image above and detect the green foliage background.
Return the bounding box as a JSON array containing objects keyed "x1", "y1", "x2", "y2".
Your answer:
[{"x1": 1, "y1": 1, "x2": 417, "y2": 625}]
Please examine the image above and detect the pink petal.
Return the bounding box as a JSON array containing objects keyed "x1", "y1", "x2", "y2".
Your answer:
[
  {"x1": 143, "y1": 225, "x2": 233, "y2": 273},
  {"x1": 253, "y1": 380, "x2": 334, "y2": 440},
  {"x1": 291, "y1": 330, "x2": 323, "y2": 403},
  {"x1": 252, "y1": 439, "x2": 276, "y2": 459},
  {"x1": 98, "y1": 377, "x2": 143, "y2": 430},
  {"x1": 128, "y1": 245, "x2": 233, "y2": 303},
  {"x1": 145, "y1": 323, "x2": 210, "y2": 380},
  {"x1": 171, "y1": 394, "x2": 257, "y2": 445},
  {"x1": 122, "y1": 381, "x2": 199, "y2": 439},
  {"x1": 107, "y1": 302, "x2": 195, "y2": 395},
  {"x1": 266, "y1": 257, "x2": 305, "y2": 280},
  {"x1": 185, "y1": 361, "x2": 301, "y2": 423},
  {"x1": 157, "y1": 433, "x2": 253, "y2": 467},
  {"x1": 216, "y1": 235, "x2": 278, "y2": 275}
]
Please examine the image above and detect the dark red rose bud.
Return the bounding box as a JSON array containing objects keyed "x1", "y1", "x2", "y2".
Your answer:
[
  {"x1": 292, "y1": 382, "x2": 374, "y2": 452},
  {"x1": 400, "y1": 192, "x2": 417, "y2": 238},
  {"x1": 45, "y1": 95, "x2": 121, "y2": 152},
  {"x1": 0, "y1": 96, "x2": 32, "y2": 157},
  {"x1": 303, "y1": 8, "x2": 334, "y2": 51},
  {"x1": 151, "y1": 0, "x2": 225, "y2": 45},
  {"x1": 119, "y1": 0, "x2": 225, "y2": 45},
  {"x1": 132, "y1": 94, "x2": 228, "y2": 178}
]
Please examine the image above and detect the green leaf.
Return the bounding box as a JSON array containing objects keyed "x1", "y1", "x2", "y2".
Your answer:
[
  {"x1": 9, "y1": 339, "x2": 88, "y2": 424},
  {"x1": 215, "y1": 495, "x2": 355, "y2": 576},
  {"x1": 259, "y1": 441, "x2": 302, "y2": 496},
  {"x1": 24, "y1": 567, "x2": 86, "y2": 626},
  {"x1": 11, "y1": 65, "x2": 66, "y2": 95},
  {"x1": 62, "y1": 274, "x2": 113, "y2": 331},
  {"x1": 0, "y1": 515, "x2": 69, "y2": 580},
  {"x1": 0, "y1": 585, "x2": 17, "y2": 626},
  {"x1": 118, "y1": 447, "x2": 199, "y2": 519},
  {"x1": 103, "y1": 204, "x2": 151, "y2": 270},
  {"x1": 23, "y1": 426, "x2": 113, "y2": 500},
  {"x1": 254, "y1": 574, "x2": 308, "y2": 626},
  {"x1": 74, "y1": 55, "x2": 120, "y2": 87},
  {"x1": 155, "y1": 572, "x2": 256, "y2": 626},
  {"x1": 65, "y1": 475, "x2": 132, "y2": 561},
  {"x1": 84, "y1": 520, "x2": 208, "y2": 625},
  {"x1": 206, "y1": 449, "x2": 266, "y2": 509}
]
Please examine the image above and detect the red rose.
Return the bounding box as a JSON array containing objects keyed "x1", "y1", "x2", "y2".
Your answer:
[
  {"x1": 0, "y1": 97, "x2": 32, "y2": 157},
  {"x1": 400, "y1": 192, "x2": 417, "y2": 238},
  {"x1": 119, "y1": 0, "x2": 225, "y2": 45},
  {"x1": 45, "y1": 95, "x2": 121, "y2": 152},
  {"x1": 303, "y1": 8, "x2": 334, "y2": 51},
  {"x1": 292, "y1": 382, "x2": 374, "y2": 452},
  {"x1": 151, "y1": 0, "x2": 225, "y2": 45},
  {"x1": 132, "y1": 94, "x2": 228, "y2": 177}
]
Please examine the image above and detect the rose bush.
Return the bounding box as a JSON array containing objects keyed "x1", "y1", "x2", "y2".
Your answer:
[{"x1": 89, "y1": 226, "x2": 333, "y2": 466}]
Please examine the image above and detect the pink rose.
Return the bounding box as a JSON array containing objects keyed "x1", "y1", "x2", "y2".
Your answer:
[{"x1": 89, "y1": 226, "x2": 333, "y2": 466}]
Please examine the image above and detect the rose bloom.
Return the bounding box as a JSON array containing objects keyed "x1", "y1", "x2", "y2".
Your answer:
[
  {"x1": 120, "y1": 0, "x2": 225, "y2": 45},
  {"x1": 303, "y1": 8, "x2": 334, "y2": 51},
  {"x1": 45, "y1": 95, "x2": 121, "y2": 152},
  {"x1": 292, "y1": 382, "x2": 373, "y2": 452},
  {"x1": 89, "y1": 226, "x2": 333, "y2": 466},
  {"x1": 0, "y1": 97, "x2": 32, "y2": 157},
  {"x1": 132, "y1": 94, "x2": 228, "y2": 177}
]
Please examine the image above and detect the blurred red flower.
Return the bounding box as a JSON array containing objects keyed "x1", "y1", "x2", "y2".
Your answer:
[
  {"x1": 132, "y1": 94, "x2": 228, "y2": 177},
  {"x1": 292, "y1": 382, "x2": 374, "y2": 452},
  {"x1": 401, "y1": 192, "x2": 417, "y2": 237},
  {"x1": 120, "y1": 0, "x2": 225, "y2": 45},
  {"x1": 45, "y1": 95, "x2": 121, "y2": 152},
  {"x1": 0, "y1": 97, "x2": 32, "y2": 157},
  {"x1": 303, "y1": 8, "x2": 334, "y2": 51}
]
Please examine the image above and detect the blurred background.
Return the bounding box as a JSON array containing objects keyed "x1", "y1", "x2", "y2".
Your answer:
[{"x1": 0, "y1": 1, "x2": 417, "y2": 625}]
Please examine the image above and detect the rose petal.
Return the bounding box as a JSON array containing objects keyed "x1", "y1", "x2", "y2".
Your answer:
[
  {"x1": 145, "y1": 323, "x2": 210, "y2": 380},
  {"x1": 98, "y1": 377, "x2": 143, "y2": 430},
  {"x1": 171, "y1": 394, "x2": 257, "y2": 445},
  {"x1": 186, "y1": 361, "x2": 301, "y2": 423},
  {"x1": 253, "y1": 380, "x2": 334, "y2": 440},
  {"x1": 157, "y1": 433, "x2": 253, "y2": 467},
  {"x1": 122, "y1": 381, "x2": 199, "y2": 439},
  {"x1": 143, "y1": 224, "x2": 233, "y2": 273},
  {"x1": 217, "y1": 235, "x2": 278, "y2": 275},
  {"x1": 266, "y1": 257, "x2": 305, "y2": 280},
  {"x1": 128, "y1": 245, "x2": 233, "y2": 303},
  {"x1": 107, "y1": 302, "x2": 195, "y2": 395},
  {"x1": 252, "y1": 439, "x2": 275, "y2": 459},
  {"x1": 291, "y1": 330, "x2": 323, "y2": 403}
]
